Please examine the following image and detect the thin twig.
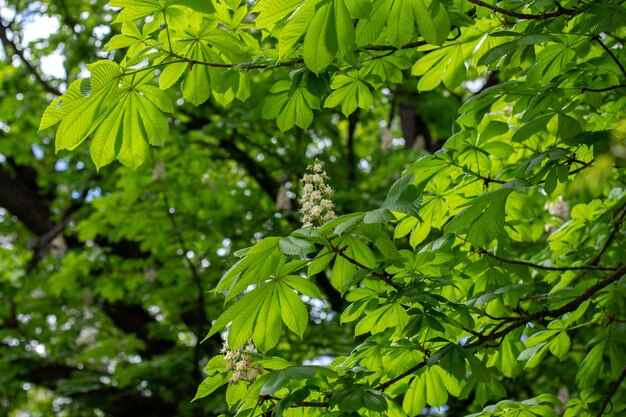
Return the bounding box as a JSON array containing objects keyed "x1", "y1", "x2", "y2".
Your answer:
[
  {"x1": 377, "y1": 360, "x2": 428, "y2": 390},
  {"x1": 467, "y1": 0, "x2": 580, "y2": 20},
  {"x1": 292, "y1": 401, "x2": 328, "y2": 408},
  {"x1": 0, "y1": 19, "x2": 62, "y2": 96},
  {"x1": 25, "y1": 175, "x2": 97, "y2": 273},
  {"x1": 591, "y1": 204, "x2": 626, "y2": 266},
  {"x1": 596, "y1": 364, "x2": 626, "y2": 417},
  {"x1": 333, "y1": 244, "x2": 401, "y2": 291},
  {"x1": 581, "y1": 84, "x2": 626, "y2": 93},
  {"x1": 465, "y1": 265, "x2": 626, "y2": 349},
  {"x1": 445, "y1": 159, "x2": 507, "y2": 185},
  {"x1": 593, "y1": 36, "x2": 626, "y2": 79},
  {"x1": 119, "y1": 33, "x2": 461, "y2": 77},
  {"x1": 479, "y1": 249, "x2": 618, "y2": 272},
  {"x1": 161, "y1": 190, "x2": 206, "y2": 382},
  {"x1": 162, "y1": 10, "x2": 173, "y2": 54}
]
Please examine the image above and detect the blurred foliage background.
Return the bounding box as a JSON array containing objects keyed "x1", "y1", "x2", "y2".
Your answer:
[{"x1": 0, "y1": 1, "x2": 465, "y2": 415}]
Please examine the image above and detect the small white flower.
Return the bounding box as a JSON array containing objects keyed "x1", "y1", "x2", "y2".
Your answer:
[
  {"x1": 299, "y1": 159, "x2": 336, "y2": 227},
  {"x1": 222, "y1": 338, "x2": 264, "y2": 384}
]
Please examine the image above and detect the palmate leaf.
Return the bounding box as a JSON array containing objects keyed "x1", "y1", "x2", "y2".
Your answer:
[
  {"x1": 39, "y1": 61, "x2": 173, "y2": 170},
  {"x1": 262, "y1": 74, "x2": 322, "y2": 131},
  {"x1": 110, "y1": 0, "x2": 214, "y2": 24},
  {"x1": 354, "y1": 303, "x2": 410, "y2": 336},
  {"x1": 205, "y1": 279, "x2": 310, "y2": 352},
  {"x1": 403, "y1": 365, "x2": 461, "y2": 415},
  {"x1": 213, "y1": 236, "x2": 283, "y2": 301},
  {"x1": 158, "y1": 18, "x2": 246, "y2": 105},
  {"x1": 445, "y1": 188, "x2": 513, "y2": 246},
  {"x1": 324, "y1": 70, "x2": 374, "y2": 116},
  {"x1": 40, "y1": 61, "x2": 120, "y2": 152},
  {"x1": 412, "y1": 38, "x2": 478, "y2": 91}
]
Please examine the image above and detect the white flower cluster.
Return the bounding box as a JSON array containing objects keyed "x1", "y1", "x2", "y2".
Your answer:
[
  {"x1": 300, "y1": 160, "x2": 336, "y2": 227},
  {"x1": 221, "y1": 340, "x2": 263, "y2": 384},
  {"x1": 544, "y1": 196, "x2": 570, "y2": 233}
]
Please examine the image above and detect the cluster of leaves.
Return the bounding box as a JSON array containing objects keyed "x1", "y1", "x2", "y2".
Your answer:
[{"x1": 36, "y1": 0, "x2": 626, "y2": 417}]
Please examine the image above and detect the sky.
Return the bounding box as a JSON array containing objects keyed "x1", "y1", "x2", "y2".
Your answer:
[
  {"x1": 1, "y1": 2, "x2": 66, "y2": 78},
  {"x1": 2, "y1": 3, "x2": 486, "y2": 92}
]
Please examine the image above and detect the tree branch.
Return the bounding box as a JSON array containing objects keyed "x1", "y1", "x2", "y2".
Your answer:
[
  {"x1": 332, "y1": 244, "x2": 401, "y2": 291},
  {"x1": 591, "y1": 204, "x2": 626, "y2": 266},
  {"x1": 593, "y1": 36, "x2": 626, "y2": 80},
  {"x1": 217, "y1": 136, "x2": 281, "y2": 200},
  {"x1": 467, "y1": 0, "x2": 580, "y2": 20},
  {"x1": 377, "y1": 360, "x2": 428, "y2": 390},
  {"x1": 0, "y1": 18, "x2": 62, "y2": 96},
  {"x1": 120, "y1": 33, "x2": 463, "y2": 77},
  {"x1": 581, "y1": 84, "x2": 626, "y2": 93},
  {"x1": 479, "y1": 249, "x2": 618, "y2": 272},
  {"x1": 0, "y1": 164, "x2": 54, "y2": 235},
  {"x1": 465, "y1": 265, "x2": 626, "y2": 349},
  {"x1": 596, "y1": 364, "x2": 626, "y2": 417},
  {"x1": 160, "y1": 189, "x2": 206, "y2": 382}
]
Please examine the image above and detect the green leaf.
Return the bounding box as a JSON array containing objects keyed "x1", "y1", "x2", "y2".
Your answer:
[
  {"x1": 403, "y1": 373, "x2": 427, "y2": 416},
  {"x1": 363, "y1": 208, "x2": 395, "y2": 224},
  {"x1": 254, "y1": 0, "x2": 304, "y2": 31},
  {"x1": 116, "y1": 95, "x2": 149, "y2": 170},
  {"x1": 282, "y1": 275, "x2": 325, "y2": 299},
  {"x1": 344, "y1": 235, "x2": 377, "y2": 269},
  {"x1": 276, "y1": 86, "x2": 316, "y2": 130},
  {"x1": 324, "y1": 71, "x2": 374, "y2": 116},
  {"x1": 549, "y1": 331, "x2": 571, "y2": 359},
  {"x1": 355, "y1": 303, "x2": 409, "y2": 335},
  {"x1": 387, "y1": 0, "x2": 414, "y2": 47},
  {"x1": 277, "y1": 282, "x2": 309, "y2": 336},
  {"x1": 412, "y1": 0, "x2": 450, "y2": 46},
  {"x1": 214, "y1": 237, "x2": 281, "y2": 299},
  {"x1": 344, "y1": 0, "x2": 372, "y2": 18},
  {"x1": 278, "y1": 0, "x2": 318, "y2": 58},
  {"x1": 89, "y1": 104, "x2": 124, "y2": 170},
  {"x1": 445, "y1": 188, "x2": 512, "y2": 245},
  {"x1": 159, "y1": 62, "x2": 187, "y2": 90},
  {"x1": 260, "y1": 366, "x2": 320, "y2": 396},
  {"x1": 331, "y1": 255, "x2": 356, "y2": 293},
  {"x1": 110, "y1": 0, "x2": 162, "y2": 23},
  {"x1": 512, "y1": 114, "x2": 554, "y2": 142},
  {"x1": 204, "y1": 355, "x2": 226, "y2": 375},
  {"x1": 251, "y1": 284, "x2": 282, "y2": 352},
  {"x1": 382, "y1": 173, "x2": 422, "y2": 217},
  {"x1": 303, "y1": 1, "x2": 338, "y2": 73},
  {"x1": 54, "y1": 61, "x2": 121, "y2": 152},
  {"x1": 577, "y1": 340, "x2": 607, "y2": 389},
  {"x1": 192, "y1": 373, "x2": 229, "y2": 401},
  {"x1": 183, "y1": 65, "x2": 213, "y2": 106},
  {"x1": 308, "y1": 249, "x2": 335, "y2": 276},
  {"x1": 356, "y1": 0, "x2": 389, "y2": 45},
  {"x1": 334, "y1": 0, "x2": 355, "y2": 58},
  {"x1": 279, "y1": 237, "x2": 316, "y2": 257}
]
